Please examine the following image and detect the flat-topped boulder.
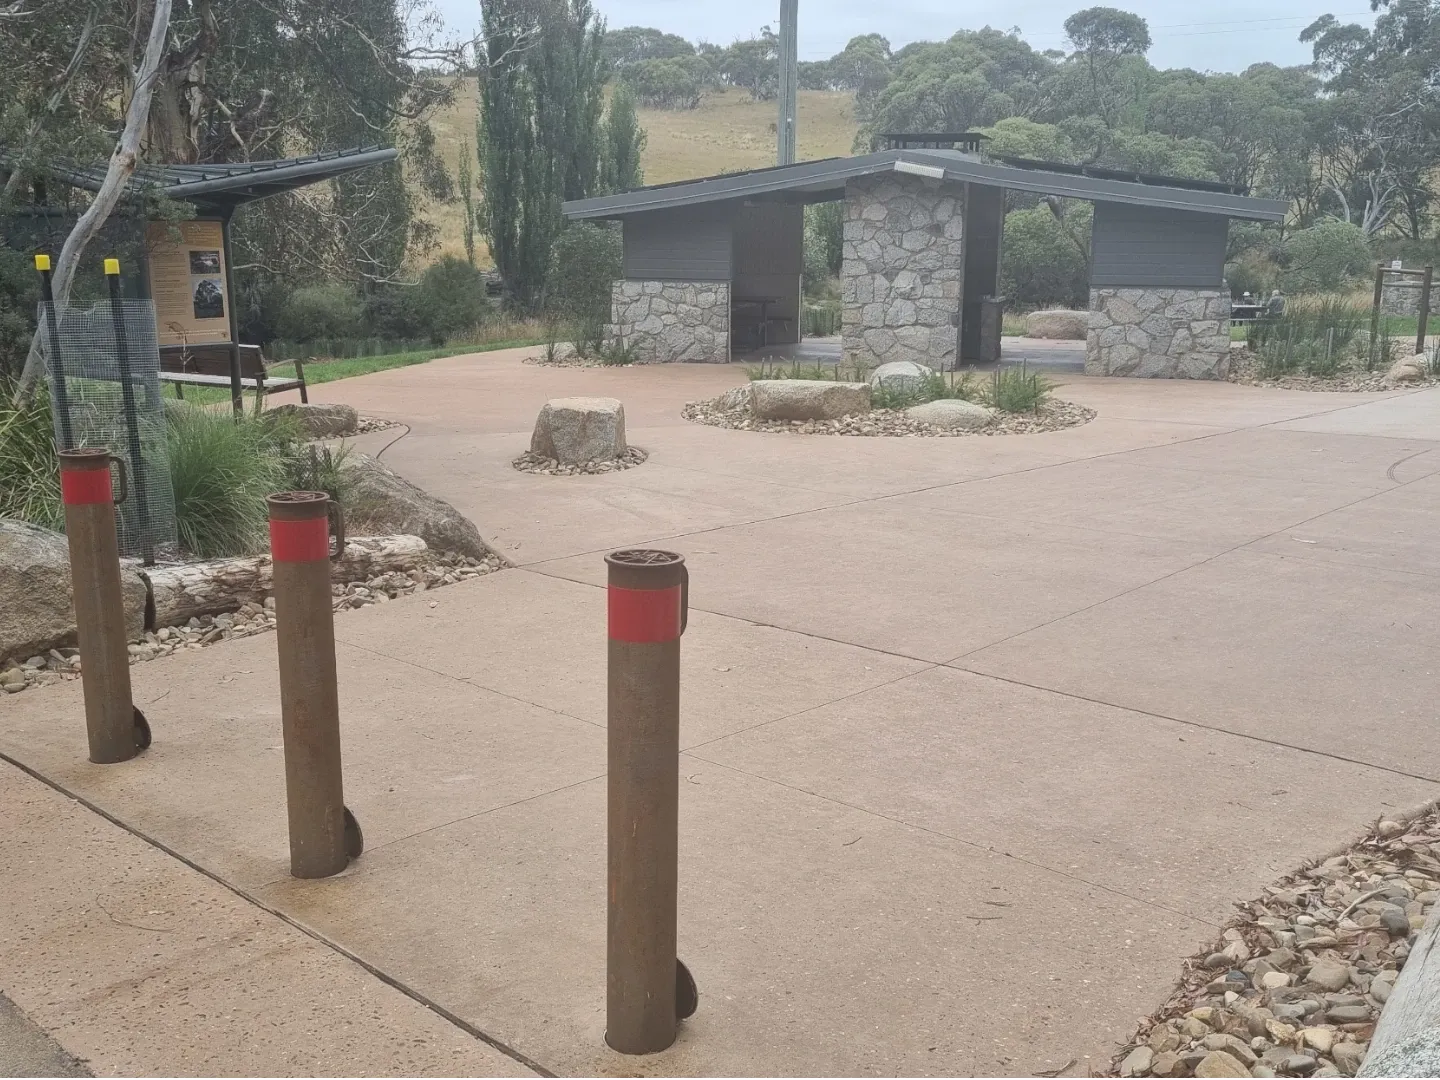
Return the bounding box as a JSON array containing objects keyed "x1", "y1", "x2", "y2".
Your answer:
[
  {"x1": 268, "y1": 402, "x2": 359, "y2": 438},
  {"x1": 869, "y1": 360, "x2": 935, "y2": 396},
  {"x1": 905, "y1": 399, "x2": 995, "y2": 431},
  {"x1": 1025, "y1": 309, "x2": 1088, "y2": 340},
  {"x1": 530, "y1": 397, "x2": 627, "y2": 464},
  {"x1": 750, "y1": 380, "x2": 870, "y2": 421},
  {"x1": 0, "y1": 519, "x2": 146, "y2": 664},
  {"x1": 1385, "y1": 353, "x2": 1428, "y2": 385}
]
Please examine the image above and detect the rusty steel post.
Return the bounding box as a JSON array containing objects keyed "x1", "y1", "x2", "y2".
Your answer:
[
  {"x1": 605, "y1": 548, "x2": 698, "y2": 1055},
  {"x1": 59, "y1": 449, "x2": 150, "y2": 763},
  {"x1": 267, "y1": 491, "x2": 362, "y2": 879}
]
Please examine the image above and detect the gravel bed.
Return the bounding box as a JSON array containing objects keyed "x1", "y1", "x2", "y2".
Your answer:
[
  {"x1": 1228, "y1": 352, "x2": 1437, "y2": 393},
  {"x1": 522, "y1": 343, "x2": 599, "y2": 368},
  {"x1": 356, "y1": 414, "x2": 403, "y2": 433},
  {"x1": 1107, "y1": 807, "x2": 1440, "y2": 1079},
  {"x1": 681, "y1": 395, "x2": 1095, "y2": 437},
  {"x1": 511, "y1": 447, "x2": 648, "y2": 475},
  {"x1": 0, "y1": 550, "x2": 503, "y2": 695}
]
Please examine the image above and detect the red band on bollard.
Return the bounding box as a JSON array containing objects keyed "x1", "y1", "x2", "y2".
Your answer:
[
  {"x1": 60, "y1": 468, "x2": 112, "y2": 505},
  {"x1": 269, "y1": 516, "x2": 330, "y2": 562},
  {"x1": 608, "y1": 585, "x2": 682, "y2": 643}
]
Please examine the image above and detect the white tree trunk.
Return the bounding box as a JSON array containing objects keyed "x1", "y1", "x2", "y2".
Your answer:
[
  {"x1": 14, "y1": 0, "x2": 173, "y2": 401},
  {"x1": 142, "y1": 535, "x2": 429, "y2": 629}
]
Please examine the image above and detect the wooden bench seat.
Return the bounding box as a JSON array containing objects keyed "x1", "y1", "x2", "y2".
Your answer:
[{"x1": 158, "y1": 343, "x2": 307, "y2": 407}]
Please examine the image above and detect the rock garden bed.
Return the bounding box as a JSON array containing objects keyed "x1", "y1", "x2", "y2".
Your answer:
[
  {"x1": 1229, "y1": 350, "x2": 1437, "y2": 393},
  {"x1": 684, "y1": 361, "x2": 1094, "y2": 438},
  {"x1": 512, "y1": 447, "x2": 647, "y2": 475},
  {"x1": 2, "y1": 549, "x2": 502, "y2": 695},
  {"x1": 523, "y1": 342, "x2": 598, "y2": 368},
  {"x1": 1, "y1": 428, "x2": 504, "y2": 694},
  {"x1": 1105, "y1": 806, "x2": 1440, "y2": 1079}
]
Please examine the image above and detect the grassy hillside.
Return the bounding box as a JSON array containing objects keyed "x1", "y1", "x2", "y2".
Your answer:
[{"x1": 420, "y1": 83, "x2": 859, "y2": 264}]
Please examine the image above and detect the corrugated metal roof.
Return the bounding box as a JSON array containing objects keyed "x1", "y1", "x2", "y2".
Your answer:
[
  {"x1": 563, "y1": 149, "x2": 1288, "y2": 222},
  {"x1": 2, "y1": 146, "x2": 399, "y2": 210}
]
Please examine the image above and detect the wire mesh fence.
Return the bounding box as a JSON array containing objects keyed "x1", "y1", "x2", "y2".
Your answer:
[{"x1": 40, "y1": 297, "x2": 177, "y2": 562}]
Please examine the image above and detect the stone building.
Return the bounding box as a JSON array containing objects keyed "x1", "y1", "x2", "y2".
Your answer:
[{"x1": 563, "y1": 141, "x2": 1285, "y2": 379}]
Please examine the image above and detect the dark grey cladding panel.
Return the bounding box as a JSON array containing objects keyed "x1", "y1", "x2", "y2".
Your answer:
[
  {"x1": 1090, "y1": 202, "x2": 1228, "y2": 289},
  {"x1": 621, "y1": 204, "x2": 733, "y2": 281}
]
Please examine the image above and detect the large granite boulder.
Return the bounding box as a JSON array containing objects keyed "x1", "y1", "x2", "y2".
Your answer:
[
  {"x1": 715, "y1": 385, "x2": 753, "y2": 411},
  {"x1": 750, "y1": 380, "x2": 871, "y2": 421},
  {"x1": 1385, "y1": 353, "x2": 1428, "y2": 385},
  {"x1": 268, "y1": 402, "x2": 359, "y2": 438},
  {"x1": 1025, "y1": 309, "x2": 1088, "y2": 340},
  {"x1": 344, "y1": 454, "x2": 491, "y2": 560},
  {"x1": 869, "y1": 360, "x2": 935, "y2": 397},
  {"x1": 530, "y1": 397, "x2": 627, "y2": 464},
  {"x1": 0, "y1": 519, "x2": 146, "y2": 664},
  {"x1": 905, "y1": 399, "x2": 995, "y2": 431}
]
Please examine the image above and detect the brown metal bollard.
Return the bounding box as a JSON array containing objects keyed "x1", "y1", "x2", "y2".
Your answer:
[
  {"x1": 605, "y1": 548, "x2": 698, "y2": 1055},
  {"x1": 59, "y1": 449, "x2": 150, "y2": 763},
  {"x1": 267, "y1": 491, "x2": 362, "y2": 879}
]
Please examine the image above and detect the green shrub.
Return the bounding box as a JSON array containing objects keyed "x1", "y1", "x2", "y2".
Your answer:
[
  {"x1": 278, "y1": 284, "x2": 364, "y2": 343},
  {"x1": 0, "y1": 248, "x2": 41, "y2": 380},
  {"x1": 166, "y1": 403, "x2": 290, "y2": 558},
  {"x1": 1000, "y1": 203, "x2": 1091, "y2": 310},
  {"x1": 363, "y1": 286, "x2": 426, "y2": 340},
  {"x1": 803, "y1": 300, "x2": 841, "y2": 336},
  {"x1": 870, "y1": 370, "x2": 981, "y2": 409},
  {"x1": 985, "y1": 364, "x2": 1054, "y2": 413},
  {"x1": 597, "y1": 337, "x2": 641, "y2": 366},
  {"x1": 803, "y1": 201, "x2": 843, "y2": 296},
  {"x1": 279, "y1": 440, "x2": 354, "y2": 508},
  {"x1": 547, "y1": 223, "x2": 622, "y2": 331},
  {"x1": 414, "y1": 257, "x2": 491, "y2": 343},
  {"x1": 0, "y1": 383, "x2": 61, "y2": 529},
  {"x1": 1247, "y1": 298, "x2": 1368, "y2": 376},
  {"x1": 1281, "y1": 220, "x2": 1372, "y2": 293}
]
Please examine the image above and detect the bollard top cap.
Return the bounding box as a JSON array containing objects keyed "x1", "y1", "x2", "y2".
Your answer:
[
  {"x1": 606, "y1": 548, "x2": 684, "y2": 568},
  {"x1": 34, "y1": 254, "x2": 50, "y2": 272},
  {"x1": 57, "y1": 447, "x2": 112, "y2": 470},
  {"x1": 605, "y1": 548, "x2": 686, "y2": 596},
  {"x1": 266, "y1": 490, "x2": 330, "y2": 520}
]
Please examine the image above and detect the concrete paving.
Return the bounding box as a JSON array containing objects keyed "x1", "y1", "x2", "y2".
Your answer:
[
  {"x1": 3, "y1": 343, "x2": 1439, "y2": 1075},
  {"x1": 0, "y1": 992, "x2": 88, "y2": 1077}
]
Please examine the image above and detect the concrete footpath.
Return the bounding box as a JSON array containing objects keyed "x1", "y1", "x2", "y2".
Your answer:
[
  {"x1": 3, "y1": 347, "x2": 1440, "y2": 1075},
  {"x1": 0, "y1": 761, "x2": 533, "y2": 1076}
]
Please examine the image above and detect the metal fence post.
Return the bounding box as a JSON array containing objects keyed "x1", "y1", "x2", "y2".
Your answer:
[
  {"x1": 267, "y1": 491, "x2": 362, "y2": 879},
  {"x1": 605, "y1": 548, "x2": 698, "y2": 1055},
  {"x1": 34, "y1": 254, "x2": 74, "y2": 450},
  {"x1": 59, "y1": 448, "x2": 150, "y2": 763},
  {"x1": 104, "y1": 259, "x2": 155, "y2": 566},
  {"x1": 1418, "y1": 265, "x2": 1433, "y2": 358}
]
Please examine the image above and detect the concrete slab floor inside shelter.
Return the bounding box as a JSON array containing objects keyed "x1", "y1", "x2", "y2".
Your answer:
[{"x1": 5, "y1": 349, "x2": 1440, "y2": 1076}]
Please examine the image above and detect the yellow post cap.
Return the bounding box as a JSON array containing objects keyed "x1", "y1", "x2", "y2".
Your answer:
[
  {"x1": 33, "y1": 254, "x2": 50, "y2": 272},
  {"x1": 103, "y1": 258, "x2": 121, "y2": 276}
]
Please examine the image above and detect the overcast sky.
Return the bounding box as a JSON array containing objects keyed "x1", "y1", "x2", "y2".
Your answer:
[{"x1": 432, "y1": 0, "x2": 1377, "y2": 73}]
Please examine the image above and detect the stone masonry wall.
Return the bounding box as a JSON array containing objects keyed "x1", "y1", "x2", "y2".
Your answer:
[
  {"x1": 1382, "y1": 282, "x2": 1423, "y2": 319},
  {"x1": 1086, "y1": 287, "x2": 1232, "y2": 379},
  {"x1": 841, "y1": 174, "x2": 962, "y2": 370},
  {"x1": 608, "y1": 280, "x2": 730, "y2": 363}
]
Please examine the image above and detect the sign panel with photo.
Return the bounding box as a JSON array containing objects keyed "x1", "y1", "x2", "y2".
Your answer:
[
  {"x1": 192, "y1": 276, "x2": 225, "y2": 319},
  {"x1": 145, "y1": 220, "x2": 232, "y2": 346}
]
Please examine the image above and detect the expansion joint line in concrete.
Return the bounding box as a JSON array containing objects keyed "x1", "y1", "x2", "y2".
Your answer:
[
  {"x1": 944, "y1": 667, "x2": 1440, "y2": 789},
  {"x1": 0, "y1": 752, "x2": 556, "y2": 1080},
  {"x1": 682, "y1": 751, "x2": 1222, "y2": 928}
]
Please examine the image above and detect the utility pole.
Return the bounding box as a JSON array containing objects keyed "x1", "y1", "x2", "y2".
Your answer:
[{"x1": 777, "y1": 0, "x2": 798, "y2": 165}]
